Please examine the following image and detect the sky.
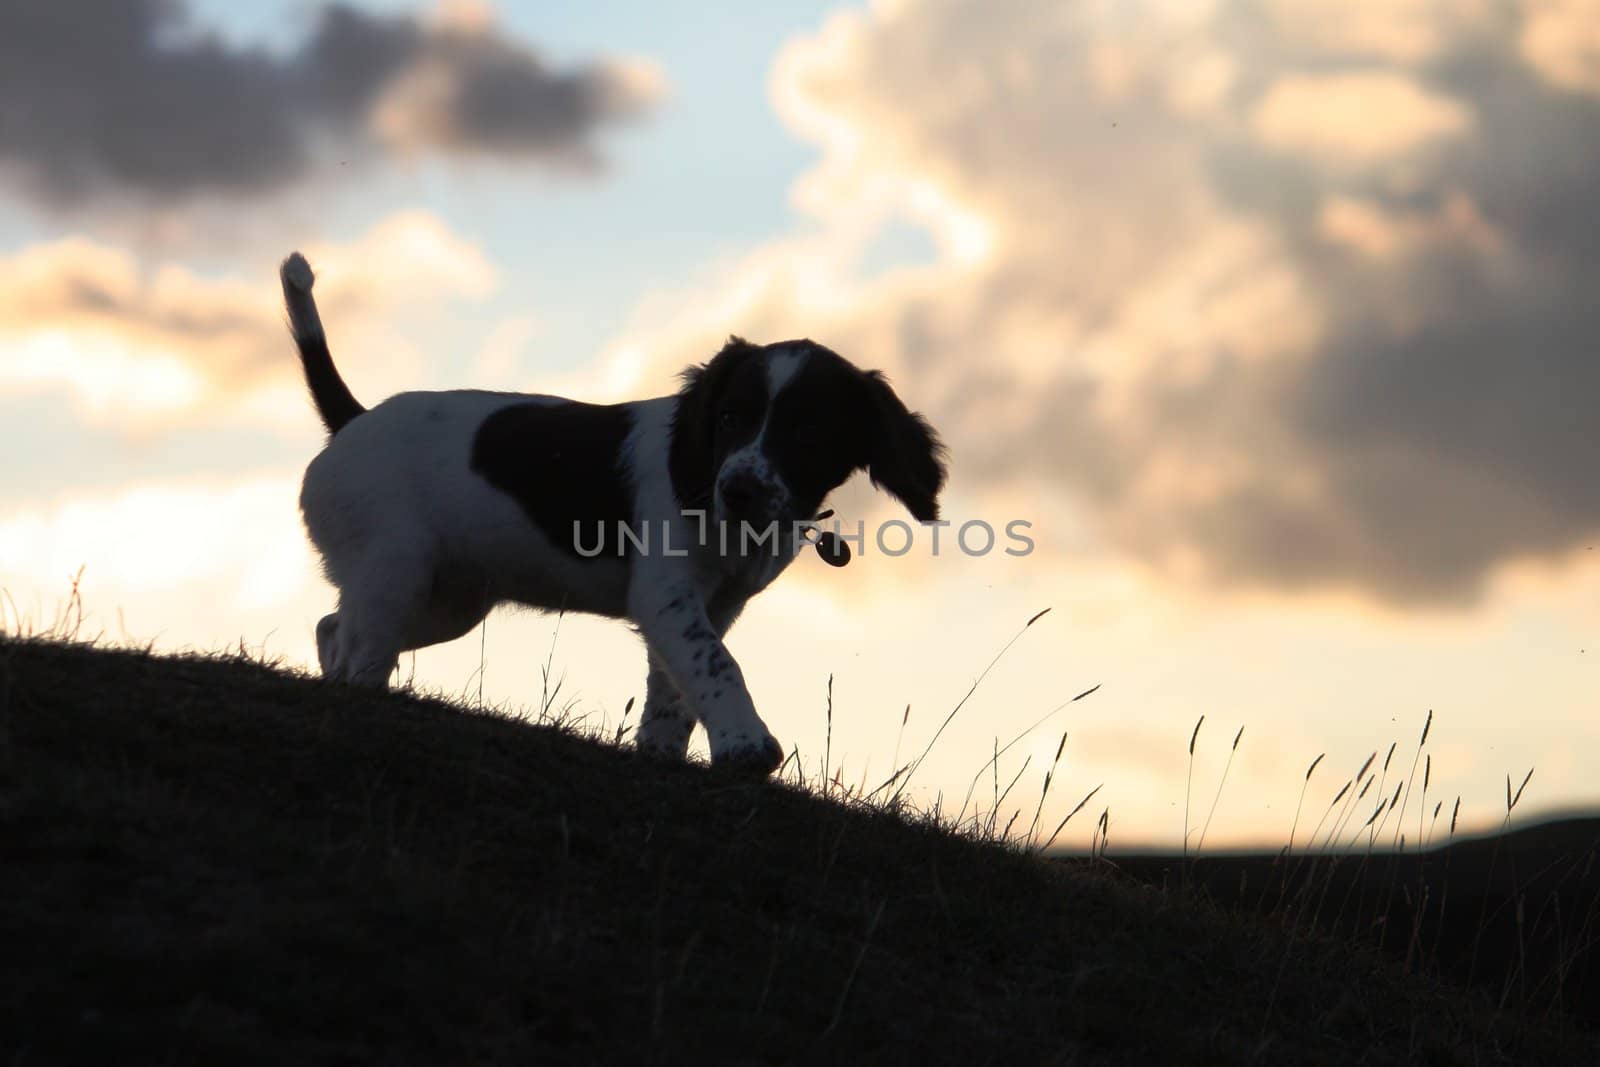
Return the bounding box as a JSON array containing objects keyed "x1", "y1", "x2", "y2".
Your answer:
[{"x1": 2, "y1": 0, "x2": 1597, "y2": 850}]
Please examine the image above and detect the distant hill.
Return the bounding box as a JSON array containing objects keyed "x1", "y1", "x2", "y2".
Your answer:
[
  {"x1": 3, "y1": 637, "x2": 1594, "y2": 1065},
  {"x1": 1105, "y1": 815, "x2": 1600, "y2": 1027}
]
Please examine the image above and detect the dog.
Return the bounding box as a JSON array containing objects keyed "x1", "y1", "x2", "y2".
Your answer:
[{"x1": 280, "y1": 252, "x2": 945, "y2": 773}]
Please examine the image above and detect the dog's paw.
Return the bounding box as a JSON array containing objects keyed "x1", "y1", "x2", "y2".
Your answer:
[
  {"x1": 636, "y1": 736, "x2": 690, "y2": 762},
  {"x1": 635, "y1": 713, "x2": 694, "y2": 762},
  {"x1": 711, "y1": 732, "x2": 785, "y2": 776}
]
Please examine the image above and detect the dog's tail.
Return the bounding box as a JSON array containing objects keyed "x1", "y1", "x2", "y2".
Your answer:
[{"x1": 280, "y1": 252, "x2": 365, "y2": 436}]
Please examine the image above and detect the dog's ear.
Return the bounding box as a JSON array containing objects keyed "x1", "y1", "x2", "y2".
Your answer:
[
  {"x1": 676, "y1": 336, "x2": 757, "y2": 401},
  {"x1": 670, "y1": 337, "x2": 759, "y2": 504},
  {"x1": 861, "y1": 370, "x2": 947, "y2": 522}
]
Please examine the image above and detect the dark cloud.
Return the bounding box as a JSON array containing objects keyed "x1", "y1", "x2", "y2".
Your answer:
[
  {"x1": 1201, "y1": 42, "x2": 1600, "y2": 604},
  {"x1": 737, "y1": 0, "x2": 1600, "y2": 607},
  {"x1": 0, "y1": 0, "x2": 658, "y2": 205}
]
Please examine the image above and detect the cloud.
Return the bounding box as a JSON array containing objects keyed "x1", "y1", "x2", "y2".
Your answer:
[
  {"x1": 1250, "y1": 72, "x2": 1473, "y2": 167},
  {"x1": 1259, "y1": 0, "x2": 1492, "y2": 63},
  {"x1": 0, "y1": 0, "x2": 662, "y2": 206},
  {"x1": 1520, "y1": 0, "x2": 1600, "y2": 94},
  {"x1": 0, "y1": 473, "x2": 314, "y2": 623},
  {"x1": 0, "y1": 210, "x2": 495, "y2": 426},
  {"x1": 593, "y1": 0, "x2": 1600, "y2": 608}
]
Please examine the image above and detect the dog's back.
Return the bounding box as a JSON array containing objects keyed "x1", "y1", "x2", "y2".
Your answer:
[{"x1": 300, "y1": 388, "x2": 635, "y2": 622}]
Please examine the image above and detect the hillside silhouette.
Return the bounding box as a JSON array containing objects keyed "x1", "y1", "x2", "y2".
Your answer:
[
  {"x1": 1111, "y1": 816, "x2": 1600, "y2": 1027},
  {"x1": 3, "y1": 637, "x2": 1595, "y2": 1065}
]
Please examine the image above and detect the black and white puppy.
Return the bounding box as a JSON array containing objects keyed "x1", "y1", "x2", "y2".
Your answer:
[{"x1": 281, "y1": 252, "x2": 945, "y2": 773}]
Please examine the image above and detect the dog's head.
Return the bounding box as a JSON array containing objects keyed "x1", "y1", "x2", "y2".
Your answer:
[{"x1": 669, "y1": 337, "x2": 947, "y2": 540}]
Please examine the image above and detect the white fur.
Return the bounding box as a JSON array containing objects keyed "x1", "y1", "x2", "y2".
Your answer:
[{"x1": 712, "y1": 347, "x2": 810, "y2": 535}]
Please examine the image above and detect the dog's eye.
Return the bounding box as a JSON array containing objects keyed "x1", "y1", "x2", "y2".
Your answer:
[{"x1": 718, "y1": 410, "x2": 740, "y2": 430}]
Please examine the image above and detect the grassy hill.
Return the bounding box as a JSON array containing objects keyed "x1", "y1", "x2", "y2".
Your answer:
[
  {"x1": 3, "y1": 636, "x2": 1595, "y2": 1065},
  {"x1": 1114, "y1": 816, "x2": 1600, "y2": 1027}
]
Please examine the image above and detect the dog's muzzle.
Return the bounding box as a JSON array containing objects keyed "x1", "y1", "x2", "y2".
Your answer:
[{"x1": 716, "y1": 469, "x2": 785, "y2": 527}]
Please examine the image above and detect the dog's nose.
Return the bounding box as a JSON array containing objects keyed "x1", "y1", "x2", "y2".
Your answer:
[{"x1": 719, "y1": 471, "x2": 764, "y2": 517}]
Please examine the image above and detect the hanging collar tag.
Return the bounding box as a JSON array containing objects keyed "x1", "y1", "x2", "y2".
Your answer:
[{"x1": 806, "y1": 509, "x2": 852, "y2": 568}]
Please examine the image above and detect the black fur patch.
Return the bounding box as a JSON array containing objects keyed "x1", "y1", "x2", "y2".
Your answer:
[
  {"x1": 761, "y1": 349, "x2": 874, "y2": 519},
  {"x1": 765, "y1": 348, "x2": 946, "y2": 521},
  {"x1": 858, "y1": 369, "x2": 948, "y2": 522},
  {"x1": 471, "y1": 399, "x2": 634, "y2": 559},
  {"x1": 668, "y1": 337, "x2": 763, "y2": 511}
]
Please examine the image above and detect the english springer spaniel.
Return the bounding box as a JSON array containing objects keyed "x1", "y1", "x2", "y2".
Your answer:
[{"x1": 281, "y1": 252, "x2": 945, "y2": 774}]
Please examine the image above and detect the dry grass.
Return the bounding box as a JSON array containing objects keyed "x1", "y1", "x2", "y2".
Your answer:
[
  {"x1": 1127, "y1": 710, "x2": 1599, "y2": 1038},
  {"x1": 2, "y1": 623, "x2": 1597, "y2": 1066},
  {"x1": 3, "y1": 587, "x2": 1597, "y2": 1064}
]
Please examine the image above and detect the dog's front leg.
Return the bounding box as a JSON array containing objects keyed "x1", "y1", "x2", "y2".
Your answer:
[
  {"x1": 633, "y1": 581, "x2": 783, "y2": 774},
  {"x1": 635, "y1": 650, "x2": 695, "y2": 761}
]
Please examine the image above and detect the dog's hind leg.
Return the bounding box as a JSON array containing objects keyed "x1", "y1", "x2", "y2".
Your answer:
[
  {"x1": 402, "y1": 574, "x2": 494, "y2": 652},
  {"x1": 329, "y1": 546, "x2": 433, "y2": 688},
  {"x1": 315, "y1": 613, "x2": 342, "y2": 678}
]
